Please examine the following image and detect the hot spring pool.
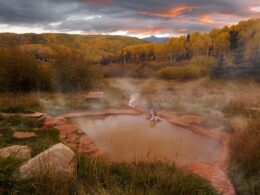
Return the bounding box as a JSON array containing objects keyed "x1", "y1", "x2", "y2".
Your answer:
[{"x1": 70, "y1": 115, "x2": 221, "y2": 166}]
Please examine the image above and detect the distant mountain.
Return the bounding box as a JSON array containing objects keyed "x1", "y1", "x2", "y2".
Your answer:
[{"x1": 143, "y1": 36, "x2": 169, "y2": 43}]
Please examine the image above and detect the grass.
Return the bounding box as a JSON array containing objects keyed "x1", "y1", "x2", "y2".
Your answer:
[
  {"x1": 0, "y1": 115, "x2": 59, "y2": 156},
  {"x1": 0, "y1": 93, "x2": 43, "y2": 113},
  {"x1": 0, "y1": 154, "x2": 219, "y2": 195},
  {"x1": 2, "y1": 78, "x2": 258, "y2": 118},
  {"x1": 229, "y1": 115, "x2": 260, "y2": 195},
  {"x1": 223, "y1": 100, "x2": 260, "y2": 118},
  {"x1": 0, "y1": 78, "x2": 260, "y2": 194},
  {"x1": 0, "y1": 156, "x2": 24, "y2": 194},
  {"x1": 76, "y1": 155, "x2": 218, "y2": 195}
]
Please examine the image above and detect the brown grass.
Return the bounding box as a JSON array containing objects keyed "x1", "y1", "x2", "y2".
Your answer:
[
  {"x1": 229, "y1": 115, "x2": 260, "y2": 194},
  {"x1": 0, "y1": 93, "x2": 42, "y2": 113}
]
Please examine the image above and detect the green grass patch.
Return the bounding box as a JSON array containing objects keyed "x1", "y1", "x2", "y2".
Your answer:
[
  {"x1": 0, "y1": 157, "x2": 25, "y2": 194},
  {"x1": 76, "y1": 155, "x2": 218, "y2": 195},
  {"x1": 0, "y1": 154, "x2": 218, "y2": 195},
  {"x1": 0, "y1": 115, "x2": 59, "y2": 155}
]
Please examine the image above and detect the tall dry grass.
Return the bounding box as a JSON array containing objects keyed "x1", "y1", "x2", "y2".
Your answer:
[
  {"x1": 229, "y1": 115, "x2": 260, "y2": 194},
  {"x1": 0, "y1": 93, "x2": 42, "y2": 113}
]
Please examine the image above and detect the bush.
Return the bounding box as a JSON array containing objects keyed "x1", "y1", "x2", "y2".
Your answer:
[
  {"x1": 190, "y1": 56, "x2": 216, "y2": 67},
  {"x1": 0, "y1": 47, "x2": 103, "y2": 93},
  {"x1": 210, "y1": 64, "x2": 260, "y2": 81},
  {"x1": 154, "y1": 66, "x2": 201, "y2": 80},
  {"x1": 0, "y1": 48, "x2": 52, "y2": 92},
  {"x1": 53, "y1": 49, "x2": 103, "y2": 92},
  {"x1": 154, "y1": 56, "x2": 215, "y2": 81},
  {"x1": 103, "y1": 63, "x2": 132, "y2": 77}
]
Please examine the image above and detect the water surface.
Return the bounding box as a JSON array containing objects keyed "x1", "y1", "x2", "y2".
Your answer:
[{"x1": 71, "y1": 115, "x2": 220, "y2": 166}]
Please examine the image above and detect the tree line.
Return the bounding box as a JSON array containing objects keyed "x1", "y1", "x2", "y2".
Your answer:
[{"x1": 101, "y1": 19, "x2": 260, "y2": 80}]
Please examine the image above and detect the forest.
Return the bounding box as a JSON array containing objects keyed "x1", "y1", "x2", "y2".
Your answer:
[
  {"x1": 0, "y1": 18, "x2": 259, "y2": 92},
  {"x1": 102, "y1": 19, "x2": 260, "y2": 80}
]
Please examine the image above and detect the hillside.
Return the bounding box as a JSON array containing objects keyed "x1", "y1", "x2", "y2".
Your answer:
[
  {"x1": 143, "y1": 36, "x2": 169, "y2": 43},
  {"x1": 0, "y1": 33, "x2": 146, "y2": 62},
  {"x1": 105, "y1": 19, "x2": 260, "y2": 64}
]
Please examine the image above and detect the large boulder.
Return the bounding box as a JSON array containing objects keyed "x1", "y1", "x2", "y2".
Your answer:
[
  {"x1": 0, "y1": 145, "x2": 31, "y2": 159},
  {"x1": 19, "y1": 143, "x2": 76, "y2": 178}
]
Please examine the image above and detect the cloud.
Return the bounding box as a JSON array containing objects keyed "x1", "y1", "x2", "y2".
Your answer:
[
  {"x1": 0, "y1": 0, "x2": 258, "y2": 37},
  {"x1": 84, "y1": 0, "x2": 113, "y2": 6},
  {"x1": 140, "y1": 6, "x2": 198, "y2": 18},
  {"x1": 250, "y1": 6, "x2": 260, "y2": 12},
  {"x1": 199, "y1": 14, "x2": 244, "y2": 26}
]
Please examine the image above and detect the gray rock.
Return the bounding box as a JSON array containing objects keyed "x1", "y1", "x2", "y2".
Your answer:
[
  {"x1": 19, "y1": 143, "x2": 76, "y2": 178},
  {"x1": 0, "y1": 145, "x2": 31, "y2": 159}
]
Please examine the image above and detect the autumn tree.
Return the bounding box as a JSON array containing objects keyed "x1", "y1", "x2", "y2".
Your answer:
[
  {"x1": 53, "y1": 48, "x2": 103, "y2": 92},
  {"x1": 0, "y1": 48, "x2": 53, "y2": 92}
]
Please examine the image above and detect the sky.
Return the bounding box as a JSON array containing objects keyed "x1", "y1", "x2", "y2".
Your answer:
[{"x1": 0, "y1": 0, "x2": 259, "y2": 38}]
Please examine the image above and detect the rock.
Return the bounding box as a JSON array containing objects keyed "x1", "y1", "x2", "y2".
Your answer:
[
  {"x1": 44, "y1": 117, "x2": 67, "y2": 128},
  {"x1": 19, "y1": 143, "x2": 76, "y2": 179},
  {"x1": 14, "y1": 132, "x2": 36, "y2": 139},
  {"x1": 0, "y1": 145, "x2": 31, "y2": 159}
]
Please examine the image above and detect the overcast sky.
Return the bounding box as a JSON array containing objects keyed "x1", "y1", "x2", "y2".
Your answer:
[{"x1": 0, "y1": 0, "x2": 259, "y2": 38}]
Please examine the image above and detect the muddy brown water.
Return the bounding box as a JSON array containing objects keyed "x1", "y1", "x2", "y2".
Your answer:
[{"x1": 70, "y1": 115, "x2": 221, "y2": 166}]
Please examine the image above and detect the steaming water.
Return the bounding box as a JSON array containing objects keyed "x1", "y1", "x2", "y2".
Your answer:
[{"x1": 70, "y1": 115, "x2": 220, "y2": 166}]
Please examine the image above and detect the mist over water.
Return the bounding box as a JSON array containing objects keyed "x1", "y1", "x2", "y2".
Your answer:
[{"x1": 71, "y1": 115, "x2": 221, "y2": 166}]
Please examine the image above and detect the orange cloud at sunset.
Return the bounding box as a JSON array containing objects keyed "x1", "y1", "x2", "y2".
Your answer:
[
  {"x1": 127, "y1": 27, "x2": 166, "y2": 35},
  {"x1": 199, "y1": 14, "x2": 244, "y2": 26},
  {"x1": 141, "y1": 6, "x2": 198, "y2": 18}
]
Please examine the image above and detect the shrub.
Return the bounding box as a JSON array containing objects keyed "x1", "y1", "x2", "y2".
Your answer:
[
  {"x1": 0, "y1": 48, "x2": 52, "y2": 92},
  {"x1": 154, "y1": 66, "x2": 201, "y2": 81},
  {"x1": 53, "y1": 50, "x2": 103, "y2": 92},
  {"x1": 103, "y1": 63, "x2": 132, "y2": 77},
  {"x1": 190, "y1": 56, "x2": 216, "y2": 67}
]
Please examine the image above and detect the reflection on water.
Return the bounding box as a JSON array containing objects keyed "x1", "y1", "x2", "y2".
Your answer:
[{"x1": 70, "y1": 115, "x2": 220, "y2": 166}]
